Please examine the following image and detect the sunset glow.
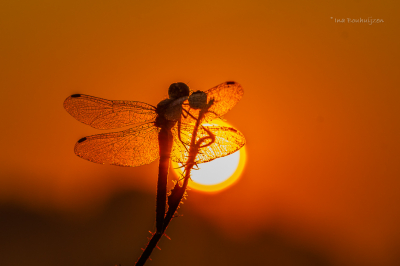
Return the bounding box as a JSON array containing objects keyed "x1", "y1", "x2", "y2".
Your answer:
[
  {"x1": 2, "y1": 1, "x2": 398, "y2": 265},
  {"x1": 172, "y1": 120, "x2": 246, "y2": 192}
]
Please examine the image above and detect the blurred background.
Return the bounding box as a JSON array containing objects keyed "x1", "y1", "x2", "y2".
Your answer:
[{"x1": 1, "y1": 0, "x2": 399, "y2": 265}]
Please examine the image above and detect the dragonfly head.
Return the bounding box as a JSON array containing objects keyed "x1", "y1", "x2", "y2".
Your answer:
[
  {"x1": 188, "y1": 90, "x2": 207, "y2": 109},
  {"x1": 168, "y1": 82, "x2": 190, "y2": 99}
]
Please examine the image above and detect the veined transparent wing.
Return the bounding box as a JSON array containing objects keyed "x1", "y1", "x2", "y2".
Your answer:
[
  {"x1": 171, "y1": 123, "x2": 246, "y2": 164},
  {"x1": 64, "y1": 94, "x2": 157, "y2": 129},
  {"x1": 74, "y1": 123, "x2": 160, "y2": 167},
  {"x1": 181, "y1": 81, "x2": 244, "y2": 124}
]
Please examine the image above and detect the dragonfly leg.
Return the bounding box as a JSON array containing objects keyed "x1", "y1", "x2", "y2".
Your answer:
[
  {"x1": 197, "y1": 125, "x2": 216, "y2": 148},
  {"x1": 177, "y1": 118, "x2": 200, "y2": 170},
  {"x1": 182, "y1": 107, "x2": 198, "y2": 120},
  {"x1": 181, "y1": 104, "x2": 190, "y2": 118},
  {"x1": 177, "y1": 118, "x2": 190, "y2": 154}
]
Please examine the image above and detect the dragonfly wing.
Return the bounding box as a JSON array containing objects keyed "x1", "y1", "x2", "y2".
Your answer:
[
  {"x1": 64, "y1": 94, "x2": 157, "y2": 129},
  {"x1": 171, "y1": 124, "x2": 246, "y2": 164},
  {"x1": 181, "y1": 81, "x2": 243, "y2": 123},
  {"x1": 170, "y1": 124, "x2": 191, "y2": 164},
  {"x1": 205, "y1": 81, "x2": 244, "y2": 121},
  {"x1": 74, "y1": 123, "x2": 160, "y2": 167}
]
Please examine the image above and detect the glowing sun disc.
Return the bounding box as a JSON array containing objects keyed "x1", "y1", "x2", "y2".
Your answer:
[{"x1": 172, "y1": 120, "x2": 246, "y2": 193}]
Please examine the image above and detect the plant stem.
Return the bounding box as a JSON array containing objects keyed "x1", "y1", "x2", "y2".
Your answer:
[
  {"x1": 135, "y1": 104, "x2": 210, "y2": 266},
  {"x1": 134, "y1": 231, "x2": 163, "y2": 266}
]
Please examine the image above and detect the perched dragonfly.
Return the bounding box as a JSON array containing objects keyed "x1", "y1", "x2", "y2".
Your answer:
[{"x1": 63, "y1": 81, "x2": 245, "y2": 232}]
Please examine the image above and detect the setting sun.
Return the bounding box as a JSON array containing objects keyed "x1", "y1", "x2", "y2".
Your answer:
[{"x1": 172, "y1": 120, "x2": 247, "y2": 192}]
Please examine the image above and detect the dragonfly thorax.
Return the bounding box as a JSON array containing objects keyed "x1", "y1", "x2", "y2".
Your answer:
[
  {"x1": 168, "y1": 82, "x2": 190, "y2": 99},
  {"x1": 155, "y1": 98, "x2": 182, "y2": 129},
  {"x1": 156, "y1": 98, "x2": 174, "y2": 114}
]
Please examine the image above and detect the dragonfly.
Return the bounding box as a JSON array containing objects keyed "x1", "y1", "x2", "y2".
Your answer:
[{"x1": 63, "y1": 81, "x2": 246, "y2": 233}]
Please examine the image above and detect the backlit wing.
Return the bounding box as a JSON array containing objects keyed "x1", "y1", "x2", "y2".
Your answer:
[
  {"x1": 171, "y1": 124, "x2": 246, "y2": 164},
  {"x1": 74, "y1": 123, "x2": 160, "y2": 167},
  {"x1": 181, "y1": 81, "x2": 244, "y2": 123},
  {"x1": 64, "y1": 94, "x2": 157, "y2": 129}
]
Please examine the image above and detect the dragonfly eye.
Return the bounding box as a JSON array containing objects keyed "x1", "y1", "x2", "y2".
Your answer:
[
  {"x1": 188, "y1": 90, "x2": 207, "y2": 109},
  {"x1": 168, "y1": 82, "x2": 190, "y2": 99}
]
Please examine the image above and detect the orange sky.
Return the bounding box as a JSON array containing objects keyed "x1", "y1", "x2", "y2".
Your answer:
[{"x1": 1, "y1": 1, "x2": 399, "y2": 265}]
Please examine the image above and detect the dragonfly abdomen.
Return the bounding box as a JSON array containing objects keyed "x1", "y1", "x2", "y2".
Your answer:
[{"x1": 154, "y1": 115, "x2": 176, "y2": 129}]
